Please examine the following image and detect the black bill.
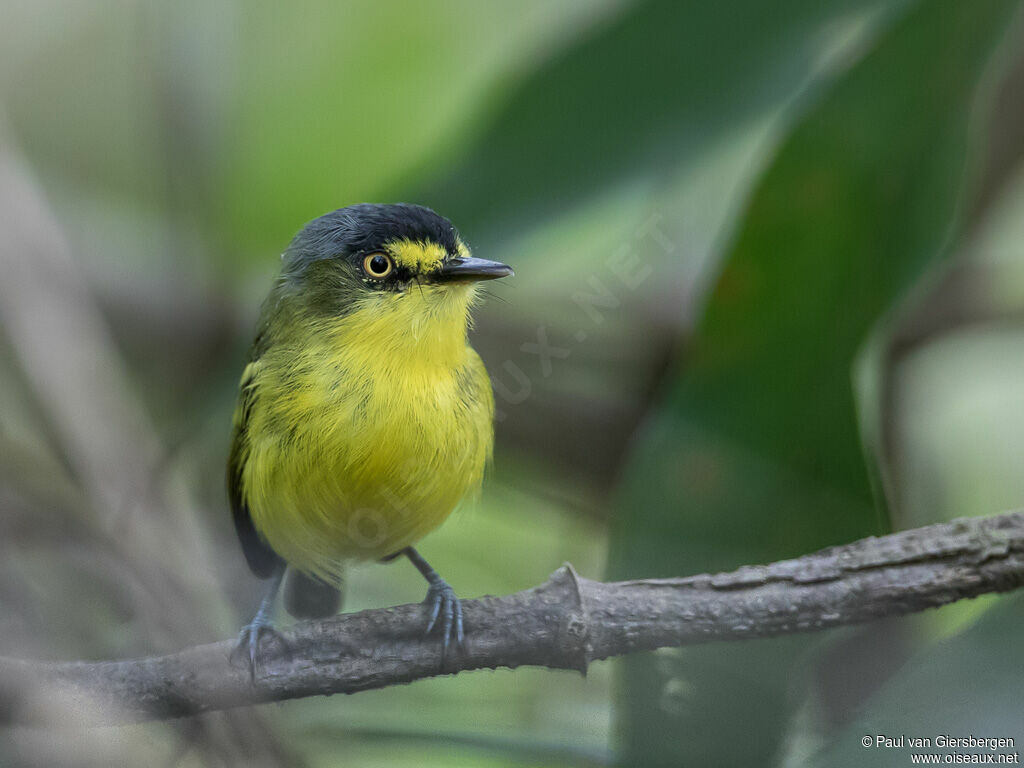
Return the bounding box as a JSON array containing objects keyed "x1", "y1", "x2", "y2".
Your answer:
[{"x1": 437, "y1": 256, "x2": 514, "y2": 282}]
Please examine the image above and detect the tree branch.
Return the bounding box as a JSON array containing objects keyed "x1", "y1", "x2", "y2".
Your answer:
[{"x1": 3, "y1": 511, "x2": 1023, "y2": 726}]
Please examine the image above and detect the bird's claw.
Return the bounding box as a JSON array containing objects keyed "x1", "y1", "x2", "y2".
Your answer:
[
  {"x1": 423, "y1": 579, "x2": 464, "y2": 660},
  {"x1": 230, "y1": 619, "x2": 290, "y2": 681}
]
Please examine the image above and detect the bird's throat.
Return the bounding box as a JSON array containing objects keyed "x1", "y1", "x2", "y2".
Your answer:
[{"x1": 327, "y1": 283, "x2": 476, "y2": 370}]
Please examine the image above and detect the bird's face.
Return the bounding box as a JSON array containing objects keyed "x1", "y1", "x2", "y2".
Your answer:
[
  {"x1": 278, "y1": 204, "x2": 511, "y2": 345},
  {"x1": 274, "y1": 201, "x2": 509, "y2": 352}
]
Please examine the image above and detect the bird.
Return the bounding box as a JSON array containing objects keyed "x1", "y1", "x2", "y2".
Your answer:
[{"x1": 226, "y1": 203, "x2": 512, "y2": 675}]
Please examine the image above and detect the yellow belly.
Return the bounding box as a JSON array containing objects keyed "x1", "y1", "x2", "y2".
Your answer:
[{"x1": 240, "y1": 333, "x2": 493, "y2": 584}]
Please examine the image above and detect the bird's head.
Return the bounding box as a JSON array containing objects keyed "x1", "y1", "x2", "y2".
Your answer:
[{"x1": 278, "y1": 204, "x2": 511, "y2": 330}]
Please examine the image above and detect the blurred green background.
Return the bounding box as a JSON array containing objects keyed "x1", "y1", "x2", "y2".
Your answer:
[{"x1": 2, "y1": 1, "x2": 1024, "y2": 766}]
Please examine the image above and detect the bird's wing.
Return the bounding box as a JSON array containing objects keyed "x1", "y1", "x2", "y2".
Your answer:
[{"x1": 228, "y1": 356, "x2": 283, "y2": 578}]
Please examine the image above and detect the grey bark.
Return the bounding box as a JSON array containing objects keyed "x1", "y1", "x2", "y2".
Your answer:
[{"x1": 2, "y1": 511, "x2": 1023, "y2": 727}]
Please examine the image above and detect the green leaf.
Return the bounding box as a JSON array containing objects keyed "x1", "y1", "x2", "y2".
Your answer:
[
  {"x1": 426, "y1": 0, "x2": 908, "y2": 247},
  {"x1": 606, "y1": 0, "x2": 1021, "y2": 764}
]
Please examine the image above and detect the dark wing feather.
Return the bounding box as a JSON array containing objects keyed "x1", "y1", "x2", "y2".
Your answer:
[{"x1": 228, "y1": 356, "x2": 283, "y2": 579}]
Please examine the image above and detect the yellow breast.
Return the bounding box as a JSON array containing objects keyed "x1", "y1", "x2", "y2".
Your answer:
[{"x1": 237, "y1": 285, "x2": 493, "y2": 584}]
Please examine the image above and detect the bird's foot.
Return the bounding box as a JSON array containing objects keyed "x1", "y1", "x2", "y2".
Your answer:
[
  {"x1": 423, "y1": 578, "x2": 464, "y2": 661},
  {"x1": 230, "y1": 617, "x2": 290, "y2": 681}
]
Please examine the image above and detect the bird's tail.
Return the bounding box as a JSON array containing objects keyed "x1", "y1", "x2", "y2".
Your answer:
[{"x1": 284, "y1": 569, "x2": 343, "y2": 619}]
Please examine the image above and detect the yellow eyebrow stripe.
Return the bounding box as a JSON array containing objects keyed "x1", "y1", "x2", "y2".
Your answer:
[{"x1": 386, "y1": 238, "x2": 448, "y2": 272}]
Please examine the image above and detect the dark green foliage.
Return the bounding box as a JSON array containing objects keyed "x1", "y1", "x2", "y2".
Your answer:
[{"x1": 607, "y1": 1, "x2": 1022, "y2": 765}]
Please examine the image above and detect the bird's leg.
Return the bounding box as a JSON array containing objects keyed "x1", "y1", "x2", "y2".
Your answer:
[
  {"x1": 402, "y1": 546, "x2": 464, "y2": 658},
  {"x1": 231, "y1": 563, "x2": 288, "y2": 680}
]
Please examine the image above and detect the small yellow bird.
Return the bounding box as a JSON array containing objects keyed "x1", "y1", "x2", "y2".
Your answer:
[{"x1": 227, "y1": 203, "x2": 512, "y2": 672}]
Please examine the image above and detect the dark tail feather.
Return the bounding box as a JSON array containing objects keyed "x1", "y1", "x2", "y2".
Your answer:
[{"x1": 284, "y1": 569, "x2": 342, "y2": 619}]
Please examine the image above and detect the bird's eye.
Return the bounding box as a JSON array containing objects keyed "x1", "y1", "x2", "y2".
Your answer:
[{"x1": 362, "y1": 252, "x2": 394, "y2": 279}]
